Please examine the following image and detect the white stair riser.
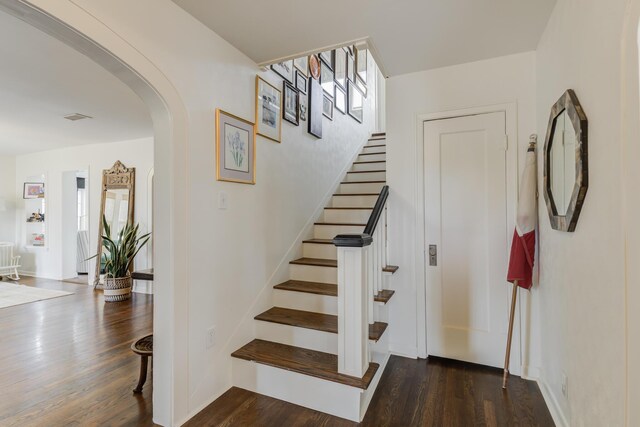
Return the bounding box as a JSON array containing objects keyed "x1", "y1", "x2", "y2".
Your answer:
[
  {"x1": 324, "y1": 209, "x2": 372, "y2": 223},
  {"x1": 374, "y1": 303, "x2": 389, "y2": 323},
  {"x1": 232, "y1": 359, "x2": 363, "y2": 422},
  {"x1": 357, "y1": 153, "x2": 386, "y2": 162},
  {"x1": 273, "y1": 289, "x2": 338, "y2": 315},
  {"x1": 303, "y1": 242, "x2": 337, "y2": 259},
  {"x1": 314, "y1": 224, "x2": 364, "y2": 239},
  {"x1": 331, "y1": 195, "x2": 377, "y2": 207},
  {"x1": 289, "y1": 264, "x2": 337, "y2": 284},
  {"x1": 351, "y1": 161, "x2": 386, "y2": 172},
  {"x1": 338, "y1": 182, "x2": 385, "y2": 194},
  {"x1": 366, "y1": 139, "x2": 386, "y2": 147},
  {"x1": 256, "y1": 321, "x2": 338, "y2": 353},
  {"x1": 361, "y1": 146, "x2": 386, "y2": 154},
  {"x1": 344, "y1": 171, "x2": 386, "y2": 182}
]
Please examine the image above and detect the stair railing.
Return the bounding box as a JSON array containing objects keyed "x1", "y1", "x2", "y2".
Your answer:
[{"x1": 332, "y1": 185, "x2": 389, "y2": 377}]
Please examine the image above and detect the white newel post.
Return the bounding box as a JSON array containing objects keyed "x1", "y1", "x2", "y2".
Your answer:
[{"x1": 335, "y1": 236, "x2": 372, "y2": 378}]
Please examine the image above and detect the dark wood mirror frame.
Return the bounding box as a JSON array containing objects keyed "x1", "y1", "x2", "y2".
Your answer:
[
  {"x1": 543, "y1": 89, "x2": 588, "y2": 232},
  {"x1": 93, "y1": 161, "x2": 136, "y2": 287}
]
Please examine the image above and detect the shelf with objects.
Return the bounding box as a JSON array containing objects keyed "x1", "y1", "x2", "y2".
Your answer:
[{"x1": 23, "y1": 179, "x2": 46, "y2": 248}]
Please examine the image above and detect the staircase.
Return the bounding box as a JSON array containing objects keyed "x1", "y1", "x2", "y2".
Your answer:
[{"x1": 231, "y1": 132, "x2": 397, "y2": 422}]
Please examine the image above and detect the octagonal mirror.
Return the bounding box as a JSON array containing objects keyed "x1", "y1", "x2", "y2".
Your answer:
[{"x1": 543, "y1": 89, "x2": 588, "y2": 232}]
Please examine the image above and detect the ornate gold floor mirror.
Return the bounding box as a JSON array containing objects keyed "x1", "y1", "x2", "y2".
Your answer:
[{"x1": 94, "y1": 161, "x2": 136, "y2": 288}]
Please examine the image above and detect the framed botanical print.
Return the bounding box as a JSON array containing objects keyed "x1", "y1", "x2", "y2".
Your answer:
[
  {"x1": 346, "y1": 53, "x2": 355, "y2": 83},
  {"x1": 299, "y1": 92, "x2": 307, "y2": 121},
  {"x1": 334, "y1": 47, "x2": 347, "y2": 90},
  {"x1": 309, "y1": 54, "x2": 321, "y2": 80},
  {"x1": 308, "y1": 78, "x2": 323, "y2": 138},
  {"x1": 294, "y1": 56, "x2": 308, "y2": 76},
  {"x1": 283, "y1": 81, "x2": 299, "y2": 126},
  {"x1": 23, "y1": 182, "x2": 45, "y2": 199},
  {"x1": 334, "y1": 85, "x2": 346, "y2": 114},
  {"x1": 295, "y1": 71, "x2": 307, "y2": 94},
  {"x1": 323, "y1": 94, "x2": 333, "y2": 120},
  {"x1": 255, "y1": 76, "x2": 282, "y2": 142},
  {"x1": 319, "y1": 50, "x2": 333, "y2": 69},
  {"x1": 355, "y1": 46, "x2": 368, "y2": 83},
  {"x1": 271, "y1": 60, "x2": 294, "y2": 83},
  {"x1": 347, "y1": 80, "x2": 364, "y2": 123},
  {"x1": 216, "y1": 109, "x2": 255, "y2": 184},
  {"x1": 320, "y1": 59, "x2": 334, "y2": 97}
]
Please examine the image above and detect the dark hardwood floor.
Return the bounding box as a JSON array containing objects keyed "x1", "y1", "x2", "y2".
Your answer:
[
  {"x1": 186, "y1": 356, "x2": 554, "y2": 427},
  {"x1": 0, "y1": 277, "x2": 153, "y2": 426}
]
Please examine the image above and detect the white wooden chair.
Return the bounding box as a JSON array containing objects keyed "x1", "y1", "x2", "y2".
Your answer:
[{"x1": 0, "y1": 243, "x2": 20, "y2": 281}]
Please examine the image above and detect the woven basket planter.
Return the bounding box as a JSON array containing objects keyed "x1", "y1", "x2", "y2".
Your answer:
[{"x1": 104, "y1": 275, "x2": 132, "y2": 302}]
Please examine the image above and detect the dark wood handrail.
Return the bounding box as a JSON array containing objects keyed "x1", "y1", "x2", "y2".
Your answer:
[{"x1": 332, "y1": 185, "x2": 389, "y2": 248}]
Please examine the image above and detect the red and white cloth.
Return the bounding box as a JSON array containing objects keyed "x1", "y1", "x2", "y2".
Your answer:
[{"x1": 507, "y1": 147, "x2": 537, "y2": 290}]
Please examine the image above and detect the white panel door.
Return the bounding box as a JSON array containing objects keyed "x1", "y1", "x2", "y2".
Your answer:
[{"x1": 424, "y1": 112, "x2": 517, "y2": 371}]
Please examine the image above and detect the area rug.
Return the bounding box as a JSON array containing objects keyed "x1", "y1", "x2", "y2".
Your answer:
[{"x1": 0, "y1": 282, "x2": 73, "y2": 309}]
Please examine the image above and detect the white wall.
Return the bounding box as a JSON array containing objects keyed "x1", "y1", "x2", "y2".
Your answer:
[
  {"x1": 385, "y1": 52, "x2": 538, "y2": 366},
  {"x1": 20, "y1": 1, "x2": 376, "y2": 423},
  {"x1": 536, "y1": 0, "x2": 627, "y2": 425},
  {"x1": 0, "y1": 156, "x2": 16, "y2": 243},
  {"x1": 14, "y1": 137, "x2": 154, "y2": 281}
]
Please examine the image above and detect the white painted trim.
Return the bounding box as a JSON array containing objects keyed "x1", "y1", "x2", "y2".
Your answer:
[
  {"x1": 414, "y1": 102, "x2": 522, "y2": 372},
  {"x1": 389, "y1": 345, "x2": 419, "y2": 359},
  {"x1": 537, "y1": 377, "x2": 569, "y2": 427}
]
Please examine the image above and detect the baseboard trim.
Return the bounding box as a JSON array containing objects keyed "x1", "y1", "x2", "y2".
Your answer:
[
  {"x1": 389, "y1": 344, "x2": 418, "y2": 359},
  {"x1": 537, "y1": 377, "x2": 569, "y2": 427}
]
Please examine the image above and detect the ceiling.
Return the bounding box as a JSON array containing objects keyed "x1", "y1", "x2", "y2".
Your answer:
[
  {"x1": 172, "y1": 0, "x2": 556, "y2": 76},
  {"x1": 0, "y1": 10, "x2": 152, "y2": 157}
]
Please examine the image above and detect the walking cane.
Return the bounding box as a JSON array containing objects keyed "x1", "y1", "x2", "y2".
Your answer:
[{"x1": 502, "y1": 280, "x2": 518, "y2": 389}]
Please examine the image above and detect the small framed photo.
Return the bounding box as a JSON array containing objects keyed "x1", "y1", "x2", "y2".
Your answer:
[
  {"x1": 320, "y1": 59, "x2": 334, "y2": 97},
  {"x1": 334, "y1": 47, "x2": 348, "y2": 90},
  {"x1": 356, "y1": 74, "x2": 367, "y2": 98},
  {"x1": 283, "y1": 81, "x2": 299, "y2": 126},
  {"x1": 323, "y1": 94, "x2": 334, "y2": 120},
  {"x1": 308, "y1": 78, "x2": 323, "y2": 138},
  {"x1": 346, "y1": 53, "x2": 355, "y2": 83},
  {"x1": 299, "y1": 92, "x2": 307, "y2": 121},
  {"x1": 216, "y1": 109, "x2": 255, "y2": 184},
  {"x1": 255, "y1": 76, "x2": 282, "y2": 142},
  {"x1": 347, "y1": 80, "x2": 364, "y2": 123},
  {"x1": 271, "y1": 60, "x2": 294, "y2": 83},
  {"x1": 355, "y1": 46, "x2": 368, "y2": 83},
  {"x1": 294, "y1": 56, "x2": 308, "y2": 77},
  {"x1": 334, "y1": 85, "x2": 346, "y2": 114},
  {"x1": 319, "y1": 50, "x2": 334, "y2": 69},
  {"x1": 295, "y1": 71, "x2": 307, "y2": 94},
  {"x1": 23, "y1": 182, "x2": 45, "y2": 199}
]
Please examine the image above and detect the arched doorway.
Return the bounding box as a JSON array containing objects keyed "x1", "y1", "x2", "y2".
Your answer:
[{"x1": 0, "y1": 1, "x2": 189, "y2": 425}]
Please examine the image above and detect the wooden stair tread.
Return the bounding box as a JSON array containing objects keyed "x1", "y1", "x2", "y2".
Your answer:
[
  {"x1": 363, "y1": 144, "x2": 386, "y2": 148},
  {"x1": 383, "y1": 265, "x2": 399, "y2": 274},
  {"x1": 353, "y1": 160, "x2": 386, "y2": 164},
  {"x1": 347, "y1": 170, "x2": 386, "y2": 174},
  {"x1": 290, "y1": 257, "x2": 337, "y2": 268},
  {"x1": 255, "y1": 307, "x2": 388, "y2": 341},
  {"x1": 374, "y1": 289, "x2": 396, "y2": 304},
  {"x1": 340, "y1": 180, "x2": 386, "y2": 184},
  {"x1": 358, "y1": 152, "x2": 386, "y2": 156},
  {"x1": 231, "y1": 339, "x2": 379, "y2": 389},
  {"x1": 274, "y1": 280, "x2": 337, "y2": 296},
  {"x1": 302, "y1": 238, "x2": 334, "y2": 244},
  {"x1": 333, "y1": 193, "x2": 379, "y2": 196},
  {"x1": 314, "y1": 222, "x2": 367, "y2": 226},
  {"x1": 324, "y1": 207, "x2": 373, "y2": 210}
]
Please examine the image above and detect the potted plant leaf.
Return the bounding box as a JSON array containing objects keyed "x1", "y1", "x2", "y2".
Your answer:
[{"x1": 91, "y1": 215, "x2": 151, "y2": 302}]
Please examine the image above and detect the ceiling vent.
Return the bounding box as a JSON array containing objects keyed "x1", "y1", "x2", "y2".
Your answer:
[{"x1": 64, "y1": 113, "x2": 93, "y2": 121}]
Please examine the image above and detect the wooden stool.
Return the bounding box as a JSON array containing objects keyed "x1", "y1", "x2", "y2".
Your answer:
[{"x1": 131, "y1": 334, "x2": 153, "y2": 394}]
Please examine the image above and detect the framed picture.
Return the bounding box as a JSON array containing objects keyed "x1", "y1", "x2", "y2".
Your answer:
[
  {"x1": 299, "y1": 92, "x2": 307, "y2": 121},
  {"x1": 309, "y1": 54, "x2": 321, "y2": 80},
  {"x1": 295, "y1": 71, "x2": 307, "y2": 94},
  {"x1": 271, "y1": 60, "x2": 294, "y2": 83},
  {"x1": 356, "y1": 74, "x2": 368, "y2": 98},
  {"x1": 347, "y1": 80, "x2": 364, "y2": 123},
  {"x1": 283, "y1": 81, "x2": 299, "y2": 126},
  {"x1": 294, "y1": 56, "x2": 308, "y2": 76},
  {"x1": 308, "y1": 78, "x2": 323, "y2": 138},
  {"x1": 323, "y1": 94, "x2": 334, "y2": 120},
  {"x1": 23, "y1": 182, "x2": 45, "y2": 199},
  {"x1": 319, "y1": 50, "x2": 333, "y2": 69},
  {"x1": 255, "y1": 76, "x2": 282, "y2": 142},
  {"x1": 320, "y1": 59, "x2": 334, "y2": 97},
  {"x1": 216, "y1": 109, "x2": 255, "y2": 184},
  {"x1": 355, "y1": 46, "x2": 368, "y2": 83},
  {"x1": 334, "y1": 85, "x2": 346, "y2": 114},
  {"x1": 346, "y1": 52, "x2": 355, "y2": 83},
  {"x1": 334, "y1": 47, "x2": 347, "y2": 90}
]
